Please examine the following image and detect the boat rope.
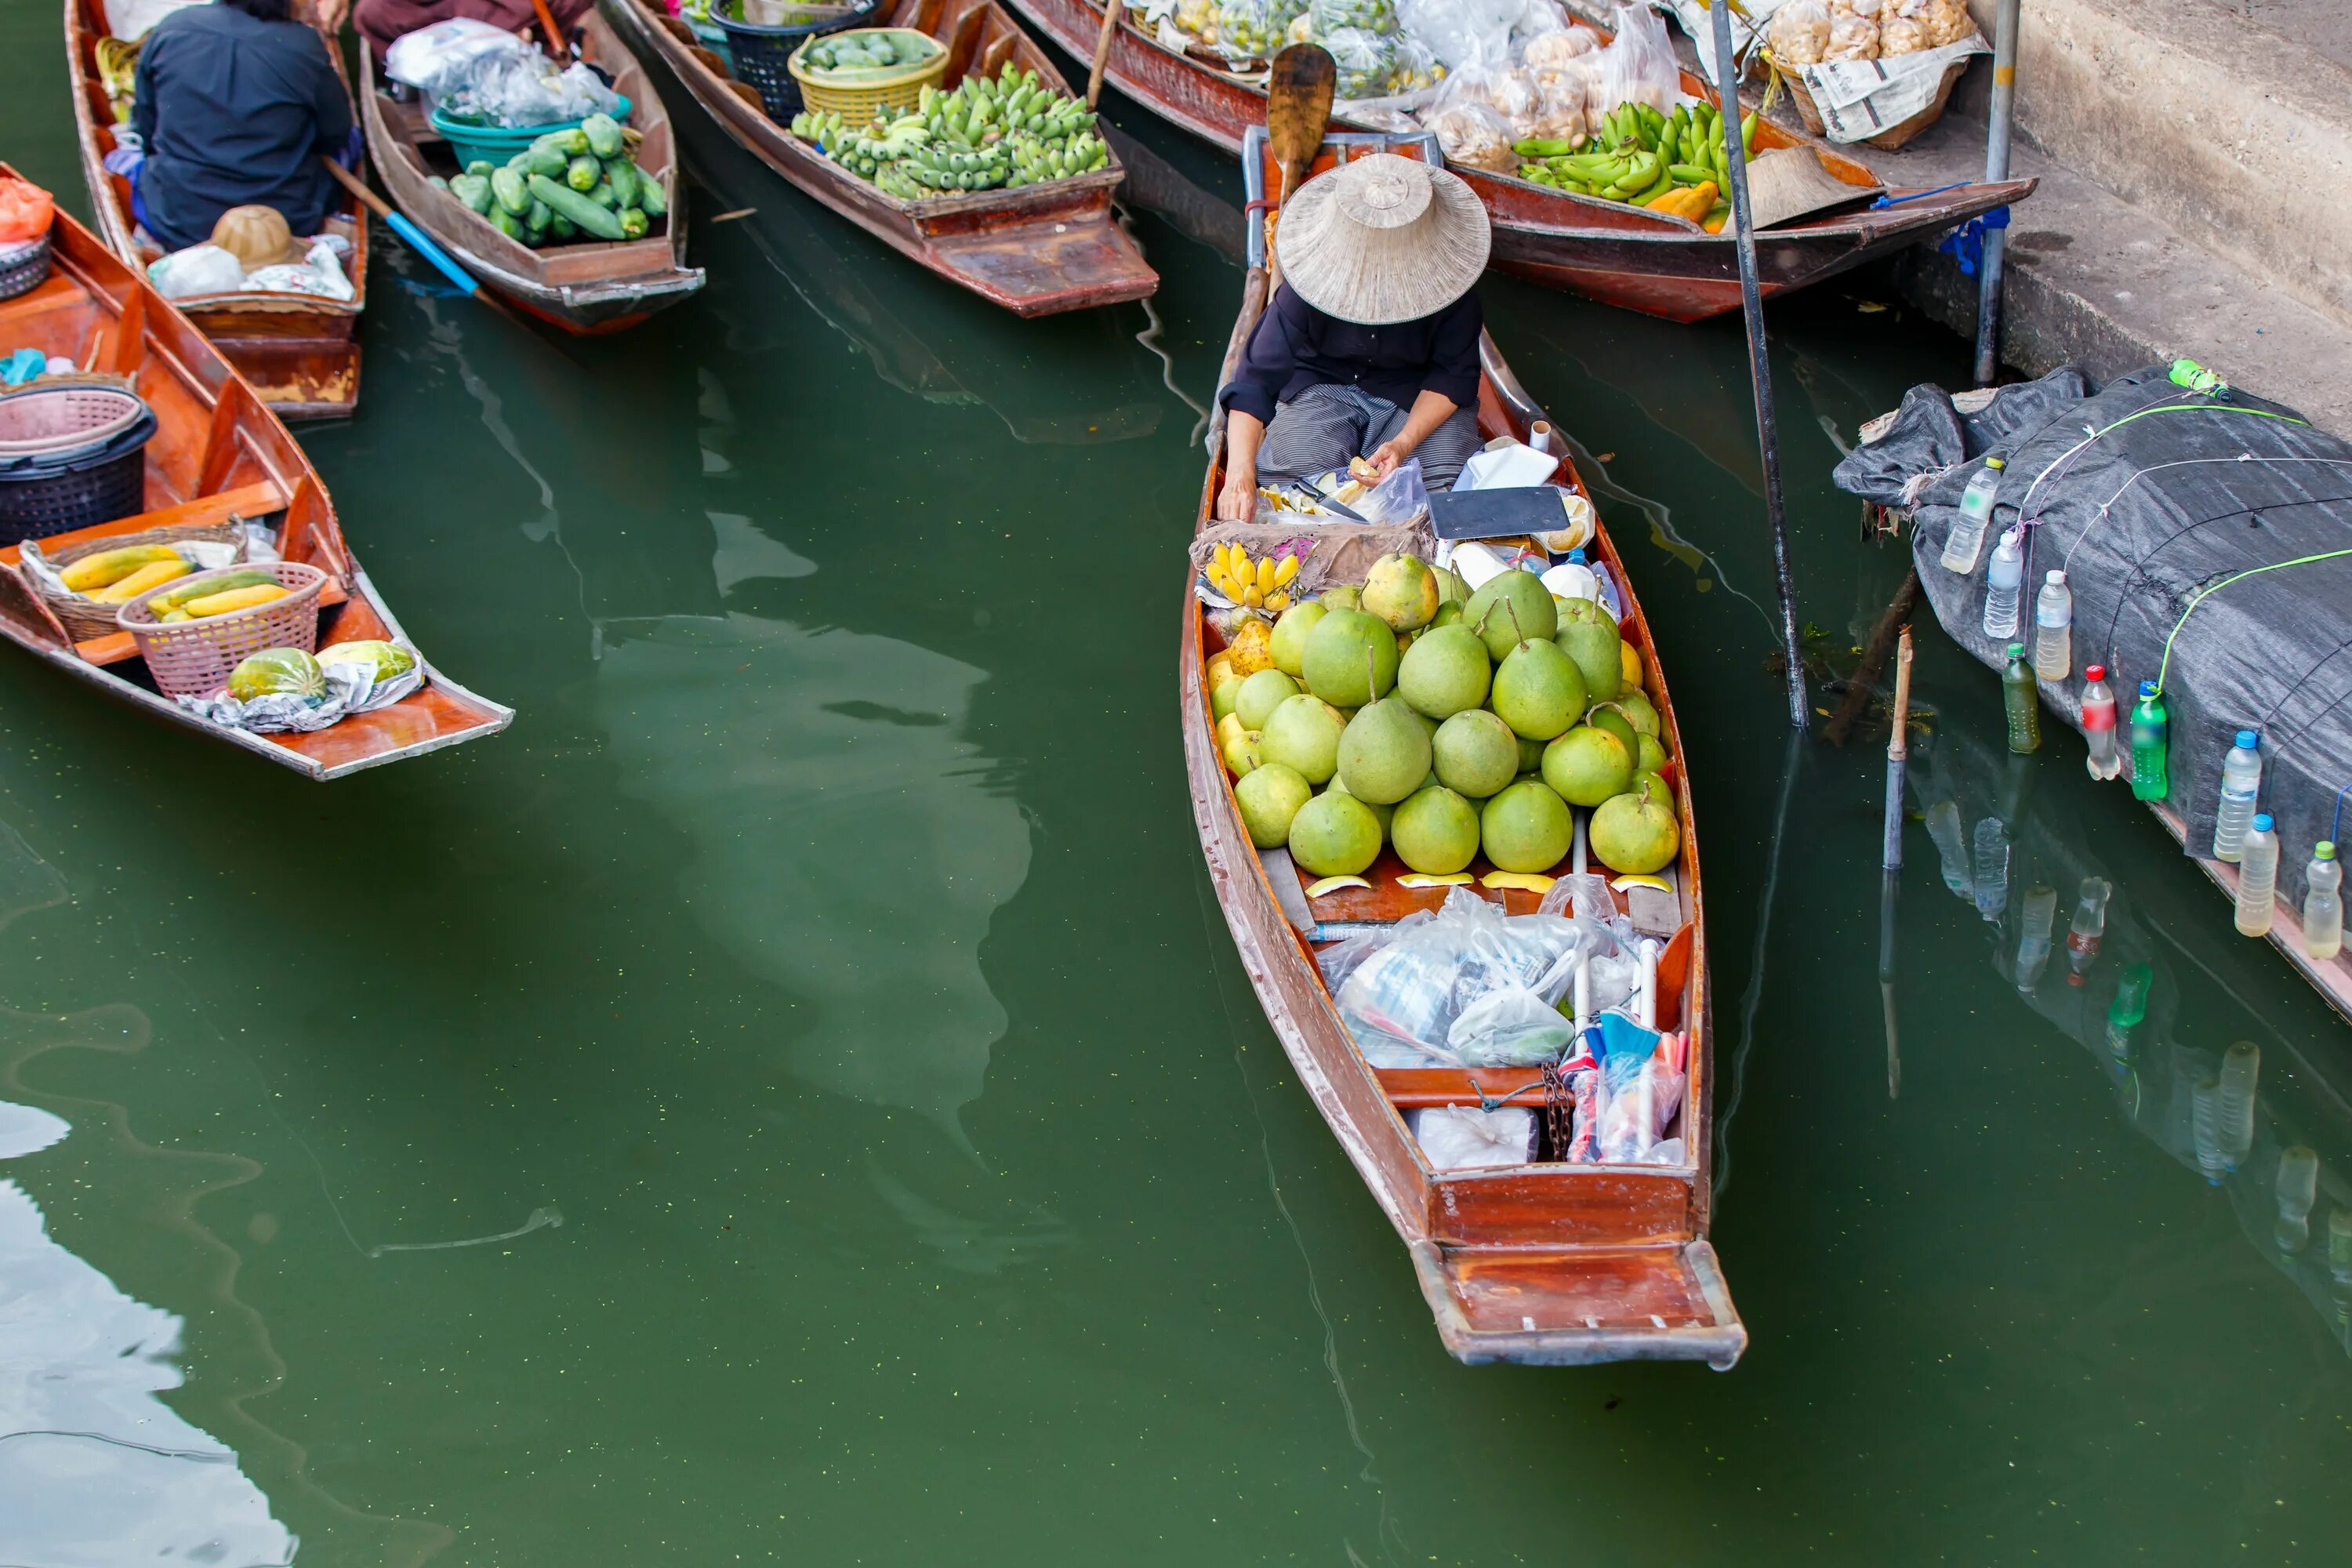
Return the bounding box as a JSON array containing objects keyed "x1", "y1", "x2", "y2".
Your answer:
[
  {"x1": 2060, "y1": 456, "x2": 2352, "y2": 574},
  {"x1": 2016, "y1": 401, "x2": 2310, "y2": 532},
  {"x1": 2153, "y1": 546, "x2": 2352, "y2": 695}
]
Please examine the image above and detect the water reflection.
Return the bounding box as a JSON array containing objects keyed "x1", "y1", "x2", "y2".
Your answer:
[{"x1": 1908, "y1": 724, "x2": 2352, "y2": 1348}]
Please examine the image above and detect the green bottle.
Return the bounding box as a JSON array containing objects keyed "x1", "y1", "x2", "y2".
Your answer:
[
  {"x1": 2002, "y1": 643, "x2": 2040, "y2": 753},
  {"x1": 2129, "y1": 681, "x2": 2169, "y2": 800}
]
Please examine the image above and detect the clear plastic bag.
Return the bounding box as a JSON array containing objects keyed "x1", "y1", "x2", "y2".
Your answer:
[
  {"x1": 1588, "y1": 2, "x2": 1680, "y2": 112},
  {"x1": 440, "y1": 56, "x2": 624, "y2": 129},
  {"x1": 1824, "y1": 13, "x2": 1879, "y2": 60},
  {"x1": 1921, "y1": 0, "x2": 1973, "y2": 46},
  {"x1": 1519, "y1": 22, "x2": 1599, "y2": 72},
  {"x1": 384, "y1": 18, "x2": 527, "y2": 96},
  {"x1": 1398, "y1": 0, "x2": 1519, "y2": 70},
  {"x1": 147, "y1": 243, "x2": 246, "y2": 299},
  {"x1": 1335, "y1": 887, "x2": 1588, "y2": 1066},
  {"x1": 1413, "y1": 1105, "x2": 1538, "y2": 1170},
  {"x1": 1309, "y1": 0, "x2": 1397, "y2": 34},
  {"x1": 1768, "y1": 0, "x2": 1831, "y2": 65},
  {"x1": 1879, "y1": 16, "x2": 1929, "y2": 53},
  {"x1": 1595, "y1": 1026, "x2": 1686, "y2": 1163},
  {"x1": 1352, "y1": 457, "x2": 1428, "y2": 526},
  {"x1": 1446, "y1": 971, "x2": 1577, "y2": 1065},
  {"x1": 1326, "y1": 26, "x2": 1400, "y2": 100},
  {"x1": 1214, "y1": 0, "x2": 1303, "y2": 59}
]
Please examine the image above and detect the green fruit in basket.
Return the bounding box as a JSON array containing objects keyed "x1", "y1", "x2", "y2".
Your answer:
[
  {"x1": 227, "y1": 647, "x2": 327, "y2": 704},
  {"x1": 314, "y1": 640, "x2": 416, "y2": 683}
]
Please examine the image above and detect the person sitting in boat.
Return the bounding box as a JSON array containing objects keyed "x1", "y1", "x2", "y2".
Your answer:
[
  {"x1": 1214, "y1": 154, "x2": 1491, "y2": 521},
  {"x1": 123, "y1": 0, "x2": 354, "y2": 254},
  {"x1": 351, "y1": 0, "x2": 596, "y2": 66}
]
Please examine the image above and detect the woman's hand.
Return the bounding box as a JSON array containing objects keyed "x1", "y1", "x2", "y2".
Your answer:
[
  {"x1": 1367, "y1": 437, "x2": 1412, "y2": 480},
  {"x1": 1215, "y1": 464, "x2": 1258, "y2": 522}
]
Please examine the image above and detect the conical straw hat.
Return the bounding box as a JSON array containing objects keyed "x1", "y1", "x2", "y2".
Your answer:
[{"x1": 1274, "y1": 154, "x2": 1490, "y2": 325}]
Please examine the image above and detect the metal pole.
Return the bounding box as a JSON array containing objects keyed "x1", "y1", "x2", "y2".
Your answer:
[
  {"x1": 1708, "y1": 2, "x2": 1808, "y2": 729},
  {"x1": 1973, "y1": 0, "x2": 2023, "y2": 386}
]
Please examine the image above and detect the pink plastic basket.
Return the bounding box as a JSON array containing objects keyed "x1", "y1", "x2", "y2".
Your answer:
[
  {"x1": 116, "y1": 561, "x2": 328, "y2": 699},
  {"x1": 0, "y1": 384, "x2": 145, "y2": 457}
]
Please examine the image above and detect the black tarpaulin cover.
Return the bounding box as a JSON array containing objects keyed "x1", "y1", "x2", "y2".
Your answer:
[{"x1": 1837, "y1": 365, "x2": 2352, "y2": 904}]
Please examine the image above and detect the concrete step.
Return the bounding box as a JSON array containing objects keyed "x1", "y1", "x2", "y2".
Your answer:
[{"x1": 1965, "y1": 0, "x2": 2352, "y2": 328}]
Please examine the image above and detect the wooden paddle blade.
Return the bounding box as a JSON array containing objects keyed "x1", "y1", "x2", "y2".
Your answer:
[{"x1": 1267, "y1": 42, "x2": 1336, "y2": 187}]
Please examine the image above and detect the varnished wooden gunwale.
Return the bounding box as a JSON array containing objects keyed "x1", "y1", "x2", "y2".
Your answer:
[
  {"x1": 601, "y1": 0, "x2": 1157, "y2": 316},
  {"x1": 64, "y1": 0, "x2": 370, "y2": 417},
  {"x1": 0, "y1": 194, "x2": 511, "y2": 779},
  {"x1": 360, "y1": 5, "x2": 704, "y2": 335},
  {"x1": 1007, "y1": 0, "x2": 2031, "y2": 322},
  {"x1": 1180, "y1": 130, "x2": 1742, "y2": 1367}
]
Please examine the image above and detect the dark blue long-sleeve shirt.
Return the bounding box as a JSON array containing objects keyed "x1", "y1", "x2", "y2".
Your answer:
[
  {"x1": 1216, "y1": 282, "x2": 1483, "y2": 426},
  {"x1": 130, "y1": 6, "x2": 351, "y2": 252}
]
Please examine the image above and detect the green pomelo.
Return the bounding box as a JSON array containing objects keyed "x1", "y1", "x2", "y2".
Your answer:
[
  {"x1": 1556, "y1": 595, "x2": 1613, "y2": 630},
  {"x1": 1490, "y1": 638, "x2": 1588, "y2": 741},
  {"x1": 1553, "y1": 618, "x2": 1623, "y2": 704},
  {"x1": 1480, "y1": 780, "x2": 1575, "y2": 874},
  {"x1": 1210, "y1": 679, "x2": 1241, "y2": 723},
  {"x1": 1432, "y1": 710, "x2": 1519, "y2": 799},
  {"x1": 1269, "y1": 601, "x2": 1327, "y2": 677},
  {"x1": 1587, "y1": 703, "x2": 1636, "y2": 755},
  {"x1": 1221, "y1": 728, "x2": 1261, "y2": 777},
  {"x1": 1234, "y1": 764, "x2": 1312, "y2": 849},
  {"x1": 1429, "y1": 600, "x2": 1465, "y2": 629},
  {"x1": 1289, "y1": 792, "x2": 1383, "y2": 877},
  {"x1": 1541, "y1": 725, "x2": 1635, "y2": 808},
  {"x1": 1259, "y1": 694, "x2": 1344, "y2": 784},
  {"x1": 1437, "y1": 568, "x2": 1472, "y2": 605},
  {"x1": 1235, "y1": 668, "x2": 1299, "y2": 731},
  {"x1": 1395, "y1": 623, "x2": 1491, "y2": 720},
  {"x1": 1361, "y1": 553, "x2": 1440, "y2": 631},
  {"x1": 1335, "y1": 695, "x2": 1435, "y2": 806},
  {"x1": 1391, "y1": 786, "x2": 1481, "y2": 875},
  {"x1": 1463, "y1": 570, "x2": 1558, "y2": 661},
  {"x1": 1517, "y1": 735, "x2": 1545, "y2": 773},
  {"x1": 1300, "y1": 608, "x2": 1400, "y2": 707},
  {"x1": 1323, "y1": 775, "x2": 1395, "y2": 833},
  {"x1": 1590, "y1": 779, "x2": 1681, "y2": 875},
  {"x1": 1619, "y1": 690, "x2": 1661, "y2": 737},
  {"x1": 1635, "y1": 731, "x2": 1668, "y2": 775},
  {"x1": 1319, "y1": 584, "x2": 1361, "y2": 612}
]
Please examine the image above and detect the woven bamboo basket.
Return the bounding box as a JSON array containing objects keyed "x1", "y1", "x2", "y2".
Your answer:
[
  {"x1": 116, "y1": 560, "x2": 328, "y2": 699},
  {"x1": 20, "y1": 519, "x2": 249, "y2": 641},
  {"x1": 788, "y1": 29, "x2": 949, "y2": 122}
]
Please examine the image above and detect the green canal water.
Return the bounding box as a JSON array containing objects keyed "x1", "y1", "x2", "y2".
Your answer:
[{"x1": 3, "y1": 10, "x2": 2350, "y2": 1563}]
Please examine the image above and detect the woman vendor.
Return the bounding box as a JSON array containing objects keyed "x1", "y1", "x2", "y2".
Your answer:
[
  {"x1": 1214, "y1": 154, "x2": 1492, "y2": 521},
  {"x1": 353, "y1": 0, "x2": 595, "y2": 64},
  {"x1": 124, "y1": 0, "x2": 353, "y2": 253}
]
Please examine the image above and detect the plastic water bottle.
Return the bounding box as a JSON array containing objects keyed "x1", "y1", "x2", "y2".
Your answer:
[
  {"x1": 2276, "y1": 1145, "x2": 2320, "y2": 1253},
  {"x1": 2218, "y1": 1040, "x2": 2259, "y2": 1172},
  {"x1": 2080, "y1": 666, "x2": 2122, "y2": 779},
  {"x1": 2014, "y1": 884, "x2": 2057, "y2": 992},
  {"x1": 1926, "y1": 800, "x2": 1972, "y2": 899},
  {"x1": 2032, "y1": 570, "x2": 2072, "y2": 681},
  {"x1": 1940, "y1": 457, "x2": 2005, "y2": 575},
  {"x1": 2234, "y1": 815, "x2": 2280, "y2": 936},
  {"x1": 2066, "y1": 877, "x2": 2111, "y2": 982},
  {"x1": 1972, "y1": 817, "x2": 2010, "y2": 921},
  {"x1": 2212, "y1": 730, "x2": 2263, "y2": 862},
  {"x1": 2303, "y1": 841, "x2": 2342, "y2": 960},
  {"x1": 2105, "y1": 962, "x2": 2151, "y2": 1059},
  {"x1": 2001, "y1": 643, "x2": 2040, "y2": 753},
  {"x1": 2129, "y1": 683, "x2": 2169, "y2": 800},
  {"x1": 2191, "y1": 1072, "x2": 2227, "y2": 1183},
  {"x1": 1981, "y1": 528, "x2": 2024, "y2": 639}
]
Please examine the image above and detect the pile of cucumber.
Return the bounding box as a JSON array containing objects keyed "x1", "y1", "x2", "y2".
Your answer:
[{"x1": 441, "y1": 112, "x2": 666, "y2": 247}]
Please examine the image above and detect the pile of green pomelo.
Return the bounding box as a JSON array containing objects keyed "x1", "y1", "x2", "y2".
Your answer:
[{"x1": 1208, "y1": 552, "x2": 1681, "y2": 883}]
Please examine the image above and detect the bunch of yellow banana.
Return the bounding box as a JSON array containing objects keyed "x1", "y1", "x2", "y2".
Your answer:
[{"x1": 1203, "y1": 541, "x2": 1298, "y2": 612}]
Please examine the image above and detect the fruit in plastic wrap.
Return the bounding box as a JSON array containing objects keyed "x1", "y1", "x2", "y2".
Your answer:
[
  {"x1": 227, "y1": 647, "x2": 326, "y2": 704},
  {"x1": 1325, "y1": 27, "x2": 1398, "y2": 100},
  {"x1": 1384, "y1": 32, "x2": 1441, "y2": 93},
  {"x1": 1171, "y1": 0, "x2": 1221, "y2": 43},
  {"x1": 1426, "y1": 103, "x2": 1516, "y2": 173},
  {"x1": 1286, "y1": 9, "x2": 1314, "y2": 44},
  {"x1": 1769, "y1": 0, "x2": 1831, "y2": 64},
  {"x1": 1486, "y1": 68, "x2": 1541, "y2": 137},
  {"x1": 314, "y1": 639, "x2": 418, "y2": 682},
  {"x1": 1920, "y1": 0, "x2": 1973, "y2": 46},
  {"x1": 1215, "y1": 0, "x2": 1304, "y2": 59},
  {"x1": 1825, "y1": 5, "x2": 1880, "y2": 60},
  {"x1": 1520, "y1": 25, "x2": 1600, "y2": 71},
  {"x1": 1308, "y1": 0, "x2": 1396, "y2": 35},
  {"x1": 1879, "y1": 16, "x2": 1929, "y2": 53}
]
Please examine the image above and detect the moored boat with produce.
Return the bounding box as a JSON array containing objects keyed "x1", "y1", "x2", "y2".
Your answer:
[
  {"x1": 360, "y1": 4, "x2": 704, "y2": 334},
  {"x1": 1182, "y1": 126, "x2": 1742, "y2": 1367},
  {"x1": 1008, "y1": 0, "x2": 2028, "y2": 321},
  {"x1": 0, "y1": 183, "x2": 511, "y2": 779},
  {"x1": 65, "y1": 0, "x2": 370, "y2": 417},
  {"x1": 603, "y1": 0, "x2": 1158, "y2": 317}
]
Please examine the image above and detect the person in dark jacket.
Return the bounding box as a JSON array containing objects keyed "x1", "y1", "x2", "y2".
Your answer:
[
  {"x1": 1214, "y1": 154, "x2": 1493, "y2": 521},
  {"x1": 127, "y1": 0, "x2": 354, "y2": 253}
]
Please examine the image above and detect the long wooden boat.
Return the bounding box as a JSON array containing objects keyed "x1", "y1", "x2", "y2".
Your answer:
[
  {"x1": 1181, "y1": 127, "x2": 1743, "y2": 1366},
  {"x1": 65, "y1": 0, "x2": 369, "y2": 417},
  {"x1": 602, "y1": 0, "x2": 1157, "y2": 316},
  {"x1": 1009, "y1": 0, "x2": 2031, "y2": 321},
  {"x1": 359, "y1": 5, "x2": 703, "y2": 334},
  {"x1": 0, "y1": 190, "x2": 511, "y2": 779}
]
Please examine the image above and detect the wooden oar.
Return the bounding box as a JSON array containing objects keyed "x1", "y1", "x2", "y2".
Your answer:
[
  {"x1": 318, "y1": 157, "x2": 522, "y2": 323},
  {"x1": 1085, "y1": 0, "x2": 1120, "y2": 108},
  {"x1": 1264, "y1": 42, "x2": 1334, "y2": 292}
]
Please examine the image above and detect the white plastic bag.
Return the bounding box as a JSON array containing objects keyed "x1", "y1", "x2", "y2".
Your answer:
[
  {"x1": 1769, "y1": 0, "x2": 1831, "y2": 64},
  {"x1": 1413, "y1": 1105, "x2": 1538, "y2": 1170},
  {"x1": 1337, "y1": 887, "x2": 1588, "y2": 1065},
  {"x1": 384, "y1": 19, "x2": 525, "y2": 95},
  {"x1": 1398, "y1": 0, "x2": 1520, "y2": 69},
  {"x1": 1588, "y1": 2, "x2": 1680, "y2": 112},
  {"x1": 147, "y1": 244, "x2": 246, "y2": 299}
]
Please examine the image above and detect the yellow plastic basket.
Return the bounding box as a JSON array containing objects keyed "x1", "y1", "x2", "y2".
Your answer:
[{"x1": 788, "y1": 28, "x2": 950, "y2": 123}]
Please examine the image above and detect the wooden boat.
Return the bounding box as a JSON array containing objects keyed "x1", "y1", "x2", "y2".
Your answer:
[
  {"x1": 0, "y1": 190, "x2": 512, "y2": 779},
  {"x1": 601, "y1": 0, "x2": 1158, "y2": 317},
  {"x1": 359, "y1": 5, "x2": 704, "y2": 334},
  {"x1": 65, "y1": 0, "x2": 369, "y2": 418},
  {"x1": 1007, "y1": 0, "x2": 2032, "y2": 321},
  {"x1": 1181, "y1": 127, "x2": 1743, "y2": 1367}
]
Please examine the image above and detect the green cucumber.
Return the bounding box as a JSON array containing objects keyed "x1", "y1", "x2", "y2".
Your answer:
[
  {"x1": 618, "y1": 208, "x2": 648, "y2": 241},
  {"x1": 491, "y1": 207, "x2": 524, "y2": 240},
  {"x1": 514, "y1": 143, "x2": 569, "y2": 179},
  {"x1": 602, "y1": 157, "x2": 638, "y2": 211},
  {"x1": 527, "y1": 173, "x2": 625, "y2": 241},
  {"x1": 634, "y1": 168, "x2": 666, "y2": 219},
  {"x1": 489, "y1": 166, "x2": 531, "y2": 216},
  {"x1": 465, "y1": 159, "x2": 494, "y2": 179},
  {"x1": 582, "y1": 112, "x2": 624, "y2": 159},
  {"x1": 450, "y1": 173, "x2": 495, "y2": 215},
  {"x1": 566, "y1": 154, "x2": 600, "y2": 193},
  {"x1": 549, "y1": 212, "x2": 577, "y2": 241}
]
